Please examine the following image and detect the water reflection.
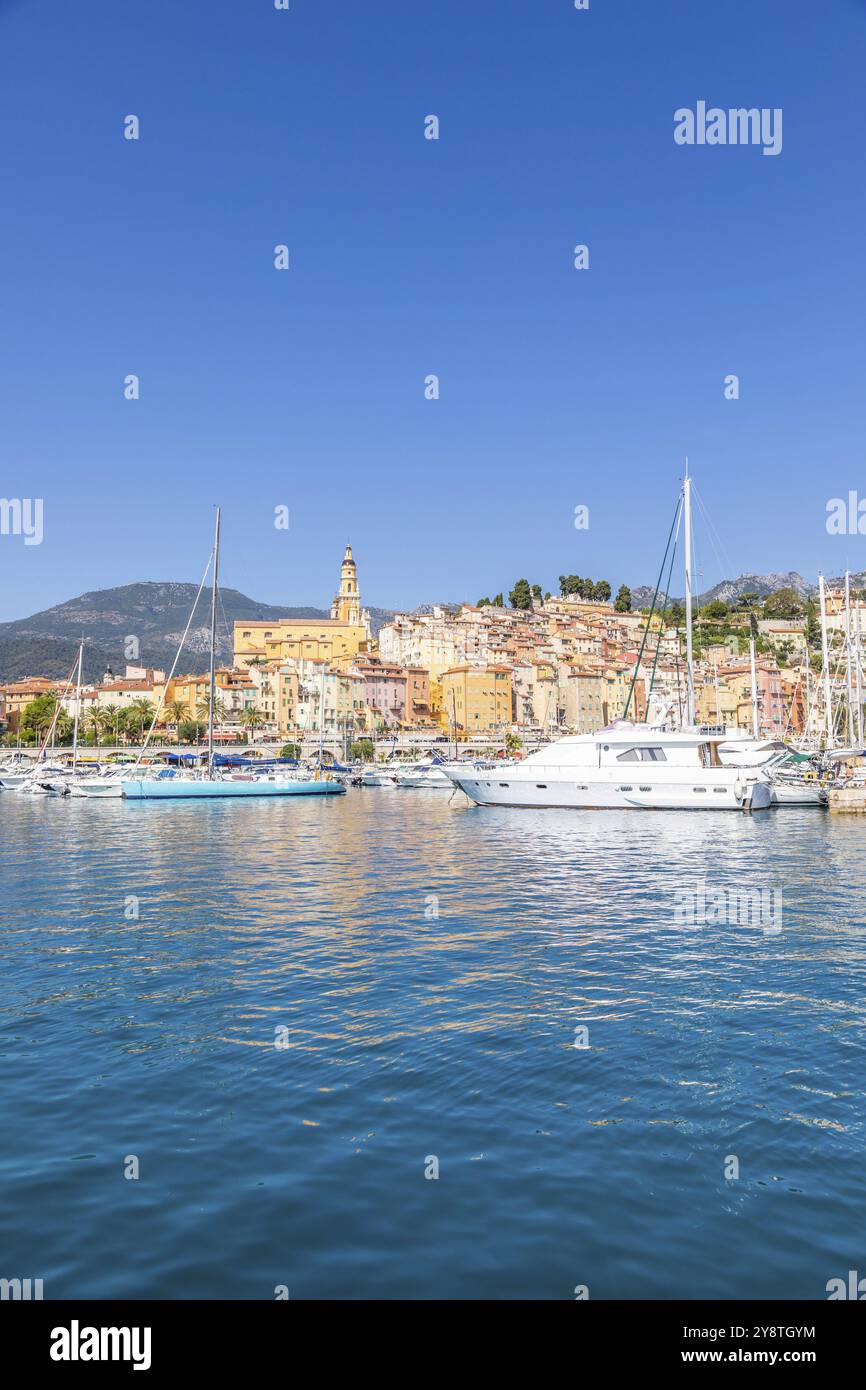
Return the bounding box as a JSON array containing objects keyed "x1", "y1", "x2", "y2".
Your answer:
[{"x1": 0, "y1": 792, "x2": 864, "y2": 1298}]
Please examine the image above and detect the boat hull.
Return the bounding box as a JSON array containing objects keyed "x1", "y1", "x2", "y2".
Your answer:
[
  {"x1": 68, "y1": 778, "x2": 125, "y2": 798},
  {"x1": 770, "y1": 782, "x2": 827, "y2": 806},
  {"x1": 120, "y1": 778, "x2": 345, "y2": 799},
  {"x1": 394, "y1": 774, "x2": 452, "y2": 788},
  {"x1": 446, "y1": 770, "x2": 772, "y2": 811}
]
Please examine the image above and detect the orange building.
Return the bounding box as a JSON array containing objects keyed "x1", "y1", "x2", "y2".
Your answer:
[{"x1": 438, "y1": 665, "x2": 513, "y2": 734}]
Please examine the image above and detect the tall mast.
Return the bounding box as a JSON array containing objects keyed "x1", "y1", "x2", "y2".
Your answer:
[
  {"x1": 451, "y1": 688, "x2": 458, "y2": 760},
  {"x1": 207, "y1": 507, "x2": 221, "y2": 777},
  {"x1": 72, "y1": 638, "x2": 84, "y2": 774},
  {"x1": 856, "y1": 602, "x2": 864, "y2": 746},
  {"x1": 748, "y1": 637, "x2": 760, "y2": 739},
  {"x1": 818, "y1": 572, "x2": 833, "y2": 749},
  {"x1": 845, "y1": 571, "x2": 854, "y2": 744},
  {"x1": 318, "y1": 660, "x2": 326, "y2": 768},
  {"x1": 683, "y1": 462, "x2": 695, "y2": 726}
]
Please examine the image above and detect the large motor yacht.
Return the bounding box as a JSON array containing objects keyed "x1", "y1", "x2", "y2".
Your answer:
[{"x1": 444, "y1": 722, "x2": 772, "y2": 810}]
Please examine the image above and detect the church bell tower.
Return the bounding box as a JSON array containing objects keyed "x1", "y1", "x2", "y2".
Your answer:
[{"x1": 331, "y1": 544, "x2": 361, "y2": 626}]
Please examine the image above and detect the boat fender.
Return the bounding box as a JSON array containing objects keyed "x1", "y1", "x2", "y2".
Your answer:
[{"x1": 734, "y1": 778, "x2": 745, "y2": 801}]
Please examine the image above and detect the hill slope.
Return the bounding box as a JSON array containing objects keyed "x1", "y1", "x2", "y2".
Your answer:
[
  {"x1": 629, "y1": 571, "x2": 845, "y2": 610},
  {"x1": 0, "y1": 582, "x2": 394, "y2": 682}
]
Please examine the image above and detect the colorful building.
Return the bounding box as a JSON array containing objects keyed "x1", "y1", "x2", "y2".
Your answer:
[
  {"x1": 234, "y1": 545, "x2": 371, "y2": 669},
  {"x1": 438, "y1": 664, "x2": 513, "y2": 734},
  {"x1": 0, "y1": 676, "x2": 56, "y2": 733}
]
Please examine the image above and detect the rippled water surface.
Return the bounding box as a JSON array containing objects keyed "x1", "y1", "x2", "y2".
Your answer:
[{"x1": 1, "y1": 790, "x2": 864, "y2": 1299}]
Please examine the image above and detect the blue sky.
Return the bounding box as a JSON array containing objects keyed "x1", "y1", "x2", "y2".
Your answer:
[{"x1": 1, "y1": 0, "x2": 865, "y2": 621}]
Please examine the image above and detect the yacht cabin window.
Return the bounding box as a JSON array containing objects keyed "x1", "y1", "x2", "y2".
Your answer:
[{"x1": 616, "y1": 746, "x2": 667, "y2": 763}]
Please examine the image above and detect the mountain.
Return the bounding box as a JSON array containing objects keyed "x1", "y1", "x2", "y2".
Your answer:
[
  {"x1": 630, "y1": 572, "x2": 817, "y2": 610},
  {"x1": 0, "y1": 582, "x2": 395, "y2": 682}
]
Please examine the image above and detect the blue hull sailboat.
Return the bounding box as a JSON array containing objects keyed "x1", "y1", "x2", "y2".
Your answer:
[
  {"x1": 121, "y1": 777, "x2": 344, "y2": 800},
  {"x1": 120, "y1": 507, "x2": 346, "y2": 803}
]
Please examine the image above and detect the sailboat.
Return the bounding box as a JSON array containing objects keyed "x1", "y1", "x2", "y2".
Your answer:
[
  {"x1": 10, "y1": 648, "x2": 85, "y2": 795},
  {"x1": 444, "y1": 468, "x2": 773, "y2": 811},
  {"x1": 121, "y1": 509, "x2": 345, "y2": 801}
]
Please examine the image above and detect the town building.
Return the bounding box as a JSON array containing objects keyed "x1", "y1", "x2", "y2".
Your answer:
[
  {"x1": 438, "y1": 664, "x2": 513, "y2": 735},
  {"x1": 233, "y1": 545, "x2": 371, "y2": 669},
  {"x1": 0, "y1": 677, "x2": 56, "y2": 733}
]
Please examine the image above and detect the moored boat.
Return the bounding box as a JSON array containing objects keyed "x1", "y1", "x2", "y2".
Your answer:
[
  {"x1": 394, "y1": 759, "x2": 452, "y2": 788},
  {"x1": 444, "y1": 721, "x2": 772, "y2": 810},
  {"x1": 121, "y1": 772, "x2": 345, "y2": 799}
]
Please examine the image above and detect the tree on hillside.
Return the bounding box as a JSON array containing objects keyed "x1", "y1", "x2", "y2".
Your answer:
[
  {"x1": 491, "y1": 592, "x2": 504, "y2": 607},
  {"x1": 510, "y1": 579, "x2": 533, "y2": 610},
  {"x1": 762, "y1": 587, "x2": 804, "y2": 620},
  {"x1": 592, "y1": 580, "x2": 611, "y2": 602},
  {"x1": 737, "y1": 591, "x2": 760, "y2": 610},
  {"x1": 701, "y1": 599, "x2": 729, "y2": 619},
  {"x1": 614, "y1": 584, "x2": 632, "y2": 613},
  {"x1": 476, "y1": 596, "x2": 490, "y2": 607},
  {"x1": 531, "y1": 584, "x2": 543, "y2": 604},
  {"x1": 804, "y1": 599, "x2": 821, "y2": 648}
]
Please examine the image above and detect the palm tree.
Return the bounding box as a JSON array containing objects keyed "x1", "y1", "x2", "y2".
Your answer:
[
  {"x1": 164, "y1": 699, "x2": 187, "y2": 742},
  {"x1": 103, "y1": 705, "x2": 125, "y2": 746},
  {"x1": 244, "y1": 708, "x2": 265, "y2": 744},
  {"x1": 125, "y1": 698, "x2": 155, "y2": 744},
  {"x1": 86, "y1": 708, "x2": 104, "y2": 746},
  {"x1": 196, "y1": 696, "x2": 228, "y2": 723}
]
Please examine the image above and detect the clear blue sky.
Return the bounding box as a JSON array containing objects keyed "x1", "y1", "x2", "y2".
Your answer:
[{"x1": 2, "y1": 0, "x2": 865, "y2": 621}]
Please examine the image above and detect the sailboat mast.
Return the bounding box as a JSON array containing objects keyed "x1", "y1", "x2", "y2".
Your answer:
[
  {"x1": 683, "y1": 464, "x2": 695, "y2": 727},
  {"x1": 749, "y1": 637, "x2": 760, "y2": 738},
  {"x1": 451, "y1": 688, "x2": 458, "y2": 760},
  {"x1": 72, "y1": 638, "x2": 84, "y2": 774},
  {"x1": 207, "y1": 507, "x2": 221, "y2": 777},
  {"x1": 845, "y1": 571, "x2": 854, "y2": 744},
  {"x1": 319, "y1": 661, "x2": 326, "y2": 768},
  {"x1": 818, "y1": 572, "x2": 833, "y2": 749},
  {"x1": 856, "y1": 602, "x2": 864, "y2": 746}
]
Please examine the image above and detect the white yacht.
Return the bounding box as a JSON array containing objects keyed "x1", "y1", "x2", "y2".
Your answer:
[
  {"x1": 0, "y1": 755, "x2": 33, "y2": 789},
  {"x1": 444, "y1": 721, "x2": 772, "y2": 810},
  {"x1": 13, "y1": 761, "x2": 75, "y2": 795},
  {"x1": 359, "y1": 766, "x2": 398, "y2": 787},
  {"x1": 68, "y1": 765, "x2": 135, "y2": 798},
  {"x1": 394, "y1": 760, "x2": 453, "y2": 789}
]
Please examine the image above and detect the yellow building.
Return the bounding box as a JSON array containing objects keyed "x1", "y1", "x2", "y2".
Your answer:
[
  {"x1": 0, "y1": 676, "x2": 56, "y2": 733},
  {"x1": 694, "y1": 678, "x2": 738, "y2": 729},
  {"x1": 164, "y1": 673, "x2": 210, "y2": 720},
  {"x1": 234, "y1": 544, "x2": 371, "y2": 669},
  {"x1": 439, "y1": 665, "x2": 513, "y2": 734}
]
